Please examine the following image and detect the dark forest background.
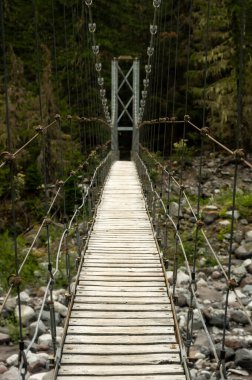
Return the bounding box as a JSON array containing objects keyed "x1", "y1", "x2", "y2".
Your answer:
[{"x1": 0, "y1": 0, "x2": 252, "y2": 229}]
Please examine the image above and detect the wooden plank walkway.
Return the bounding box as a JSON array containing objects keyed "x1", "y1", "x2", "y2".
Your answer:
[{"x1": 57, "y1": 161, "x2": 186, "y2": 379}]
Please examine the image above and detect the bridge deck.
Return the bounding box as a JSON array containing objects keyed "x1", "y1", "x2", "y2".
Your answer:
[{"x1": 57, "y1": 161, "x2": 186, "y2": 379}]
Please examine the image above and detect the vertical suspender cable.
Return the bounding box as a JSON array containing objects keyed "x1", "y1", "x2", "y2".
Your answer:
[
  {"x1": 0, "y1": 1, "x2": 27, "y2": 377},
  {"x1": 170, "y1": 0, "x2": 180, "y2": 156},
  {"x1": 185, "y1": 0, "x2": 193, "y2": 116},
  {"x1": 237, "y1": 0, "x2": 245, "y2": 148},
  {"x1": 34, "y1": 0, "x2": 43, "y2": 122}
]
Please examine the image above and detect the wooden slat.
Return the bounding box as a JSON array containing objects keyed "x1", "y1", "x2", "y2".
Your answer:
[
  {"x1": 78, "y1": 281, "x2": 166, "y2": 287},
  {"x1": 72, "y1": 304, "x2": 172, "y2": 311},
  {"x1": 63, "y1": 343, "x2": 180, "y2": 354},
  {"x1": 70, "y1": 311, "x2": 172, "y2": 319},
  {"x1": 60, "y1": 353, "x2": 181, "y2": 365},
  {"x1": 57, "y1": 161, "x2": 185, "y2": 379},
  {"x1": 69, "y1": 318, "x2": 174, "y2": 326},
  {"x1": 74, "y1": 296, "x2": 168, "y2": 304},
  {"x1": 65, "y1": 335, "x2": 178, "y2": 344},
  {"x1": 57, "y1": 376, "x2": 186, "y2": 380},
  {"x1": 58, "y1": 364, "x2": 185, "y2": 376},
  {"x1": 67, "y1": 326, "x2": 175, "y2": 335}
]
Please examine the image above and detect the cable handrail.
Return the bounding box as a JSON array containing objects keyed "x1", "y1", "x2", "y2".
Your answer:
[
  {"x1": 0, "y1": 144, "x2": 110, "y2": 318},
  {"x1": 139, "y1": 145, "x2": 252, "y2": 327},
  {"x1": 134, "y1": 152, "x2": 224, "y2": 378},
  {"x1": 17, "y1": 151, "x2": 112, "y2": 379}
]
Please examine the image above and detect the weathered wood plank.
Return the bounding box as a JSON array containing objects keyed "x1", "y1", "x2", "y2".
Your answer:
[
  {"x1": 57, "y1": 375, "x2": 186, "y2": 380},
  {"x1": 76, "y1": 286, "x2": 167, "y2": 292},
  {"x1": 83, "y1": 263, "x2": 161, "y2": 268},
  {"x1": 80, "y1": 269, "x2": 164, "y2": 281},
  {"x1": 60, "y1": 353, "x2": 181, "y2": 365},
  {"x1": 81, "y1": 268, "x2": 162, "y2": 273},
  {"x1": 69, "y1": 318, "x2": 174, "y2": 326},
  {"x1": 58, "y1": 364, "x2": 185, "y2": 376},
  {"x1": 63, "y1": 343, "x2": 180, "y2": 354},
  {"x1": 74, "y1": 296, "x2": 168, "y2": 304},
  {"x1": 79, "y1": 276, "x2": 165, "y2": 282},
  {"x1": 67, "y1": 326, "x2": 175, "y2": 335},
  {"x1": 70, "y1": 311, "x2": 172, "y2": 319},
  {"x1": 78, "y1": 281, "x2": 166, "y2": 287},
  {"x1": 64, "y1": 334, "x2": 178, "y2": 345},
  {"x1": 72, "y1": 304, "x2": 172, "y2": 311},
  {"x1": 75, "y1": 290, "x2": 167, "y2": 297}
]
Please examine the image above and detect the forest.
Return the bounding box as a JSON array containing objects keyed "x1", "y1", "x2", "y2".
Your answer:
[{"x1": 0, "y1": 0, "x2": 252, "y2": 231}]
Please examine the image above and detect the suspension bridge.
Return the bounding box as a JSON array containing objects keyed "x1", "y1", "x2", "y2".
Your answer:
[{"x1": 0, "y1": 0, "x2": 252, "y2": 380}]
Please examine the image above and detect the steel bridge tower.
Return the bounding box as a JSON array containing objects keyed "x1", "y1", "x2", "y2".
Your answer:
[{"x1": 111, "y1": 57, "x2": 140, "y2": 160}]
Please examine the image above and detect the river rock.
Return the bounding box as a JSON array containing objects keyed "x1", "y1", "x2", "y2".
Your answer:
[
  {"x1": 240, "y1": 276, "x2": 252, "y2": 289},
  {"x1": 235, "y1": 242, "x2": 252, "y2": 259},
  {"x1": 41, "y1": 310, "x2": 60, "y2": 326},
  {"x1": 235, "y1": 348, "x2": 252, "y2": 371},
  {"x1": 226, "y1": 210, "x2": 240, "y2": 219},
  {"x1": 169, "y1": 202, "x2": 182, "y2": 217},
  {"x1": 0, "y1": 367, "x2": 18, "y2": 380},
  {"x1": 176, "y1": 270, "x2": 190, "y2": 286},
  {"x1": 4, "y1": 298, "x2": 16, "y2": 312},
  {"x1": 15, "y1": 305, "x2": 35, "y2": 326},
  {"x1": 28, "y1": 371, "x2": 53, "y2": 380},
  {"x1": 0, "y1": 364, "x2": 7, "y2": 375},
  {"x1": 203, "y1": 308, "x2": 229, "y2": 329},
  {"x1": 231, "y1": 264, "x2": 247, "y2": 284},
  {"x1": 18, "y1": 291, "x2": 30, "y2": 303},
  {"x1": 0, "y1": 333, "x2": 10, "y2": 345},
  {"x1": 54, "y1": 301, "x2": 68, "y2": 317},
  {"x1": 197, "y1": 278, "x2": 207, "y2": 287},
  {"x1": 28, "y1": 320, "x2": 47, "y2": 339},
  {"x1": 230, "y1": 309, "x2": 249, "y2": 325},
  {"x1": 245, "y1": 230, "x2": 252, "y2": 242},
  {"x1": 6, "y1": 353, "x2": 18, "y2": 366},
  {"x1": 38, "y1": 333, "x2": 61, "y2": 347},
  {"x1": 202, "y1": 209, "x2": 219, "y2": 225}
]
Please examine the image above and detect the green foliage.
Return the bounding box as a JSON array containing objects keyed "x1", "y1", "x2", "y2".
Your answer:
[
  {"x1": 0, "y1": 231, "x2": 38, "y2": 290},
  {"x1": 2, "y1": 314, "x2": 26, "y2": 343},
  {"x1": 215, "y1": 189, "x2": 252, "y2": 219}
]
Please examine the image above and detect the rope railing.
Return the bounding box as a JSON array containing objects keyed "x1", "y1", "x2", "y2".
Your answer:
[
  {"x1": 0, "y1": 120, "x2": 57, "y2": 169},
  {"x1": 0, "y1": 116, "x2": 110, "y2": 170},
  {"x1": 16, "y1": 151, "x2": 113, "y2": 379},
  {"x1": 0, "y1": 141, "x2": 111, "y2": 318},
  {"x1": 134, "y1": 151, "x2": 226, "y2": 380},
  {"x1": 139, "y1": 144, "x2": 252, "y2": 328}
]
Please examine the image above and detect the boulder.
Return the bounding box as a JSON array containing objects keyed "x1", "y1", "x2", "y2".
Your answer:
[
  {"x1": 40, "y1": 310, "x2": 60, "y2": 326},
  {"x1": 0, "y1": 333, "x2": 10, "y2": 345},
  {"x1": 18, "y1": 291, "x2": 30, "y2": 303},
  {"x1": 0, "y1": 364, "x2": 7, "y2": 375},
  {"x1": 6, "y1": 354, "x2": 18, "y2": 367},
  {"x1": 4, "y1": 298, "x2": 16, "y2": 312},
  {"x1": 235, "y1": 242, "x2": 252, "y2": 259},
  {"x1": 235, "y1": 348, "x2": 252, "y2": 371},
  {"x1": 28, "y1": 371, "x2": 53, "y2": 380},
  {"x1": 176, "y1": 270, "x2": 190, "y2": 286},
  {"x1": 203, "y1": 308, "x2": 229, "y2": 329},
  {"x1": 231, "y1": 264, "x2": 247, "y2": 284},
  {"x1": 169, "y1": 202, "x2": 182, "y2": 218},
  {"x1": 15, "y1": 305, "x2": 35, "y2": 326},
  {"x1": 0, "y1": 367, "x2": 18, "y2": 380},
  {"x1": 53, "y1": 301, "x2": 68, "y2": 317},
  {"x1": 230, "y1": 310, "x2": 249, "y2": 325},
  {"x1": 226, "y1": 210, "x2": 240, "y2": 219},
  {"x1": 245, "y1": 230, "x2": 252, "y2": 242},
  {"x1": 28, "y1": 320, "x2": 47, "y2": 339}
]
